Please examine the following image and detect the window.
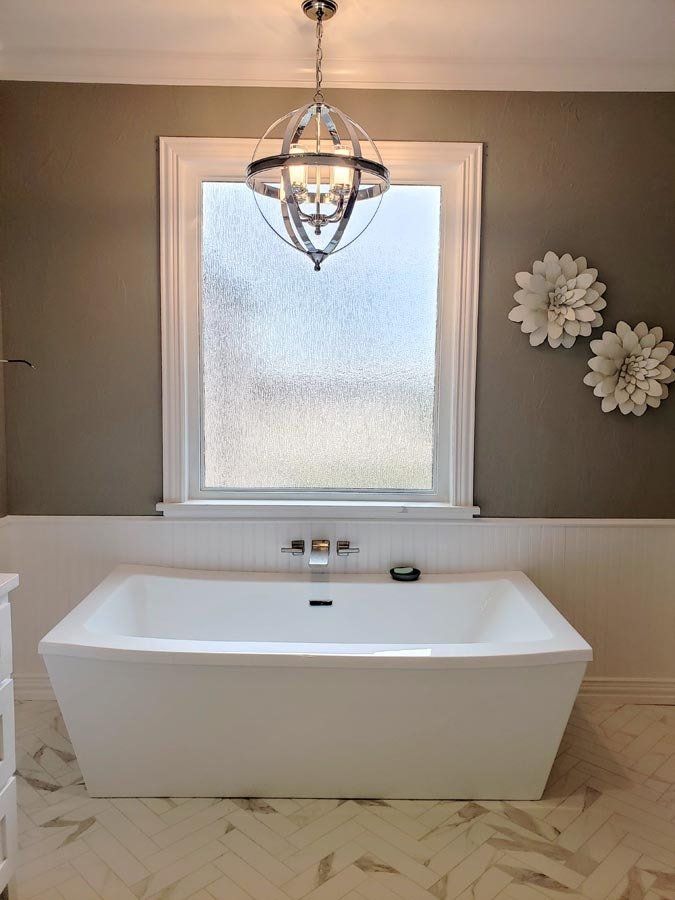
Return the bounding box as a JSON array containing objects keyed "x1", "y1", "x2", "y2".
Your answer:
[
  {"x1": 159, "y1": 139, "x2": 482, "y2": 519},
  {"x1": 201, "y1": 182, "x2": 441, "y2": 493}
]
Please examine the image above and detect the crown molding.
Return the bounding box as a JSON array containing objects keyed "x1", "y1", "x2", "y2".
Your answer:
[{"x1": 1, "y1": 49, "x2": 673, "y2": 91}]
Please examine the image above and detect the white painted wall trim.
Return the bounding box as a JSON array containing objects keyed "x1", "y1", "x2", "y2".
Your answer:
[
  {"x1": 15, "y1": 675, "x2": 675, "y2": 706},
  {"x1": 579, "y1": 678, "x2": 675, "y2": 705},
  {"x1": 159, "y1": 138, "x2": 482, "y2": 518},
  {"x1": 14, "y1": 675, "x2": 55, "y2": 702},
  {"x1": 156, "y1": 501, "x2": 481, "y2": 521},
  {"x1": 1, "y1": 50, "x2": 673, "y2": 92}
]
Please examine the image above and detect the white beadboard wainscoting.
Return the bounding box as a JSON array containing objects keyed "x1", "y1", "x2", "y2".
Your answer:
[{"x1": 1, "y1": 516, "x2": 674, "y2": 702}]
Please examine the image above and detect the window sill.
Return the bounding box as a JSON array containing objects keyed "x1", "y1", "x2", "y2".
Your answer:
[{"x1": 156, "y1": 501, "x2": 480, "y2": 521}]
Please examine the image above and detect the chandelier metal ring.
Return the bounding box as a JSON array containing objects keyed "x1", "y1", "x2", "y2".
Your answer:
[{"x1": 246, "y1": 154, "x2": 389, "y2": 201}]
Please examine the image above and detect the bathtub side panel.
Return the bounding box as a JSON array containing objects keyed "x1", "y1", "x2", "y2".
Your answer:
[{"x1": 43, "y1": 654, "x2": 586, "y2": 800}]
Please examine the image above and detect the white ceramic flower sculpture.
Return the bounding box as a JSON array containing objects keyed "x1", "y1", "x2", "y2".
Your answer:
[
  {"x1": 583, "y1": 322, "x2": 675, "y2": 416},
  {"x1": 509, "y1": 251, "x2": 607, "y2": 348}
]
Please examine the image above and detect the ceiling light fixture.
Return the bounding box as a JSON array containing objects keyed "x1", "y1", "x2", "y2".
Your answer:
[{"x1": 245, "y1": 0, "x2": 390, "y2": 270}]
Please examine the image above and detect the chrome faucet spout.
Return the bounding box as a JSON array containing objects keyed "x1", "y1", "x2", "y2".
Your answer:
[{"x1": 308, "y1": 539, "x2": 330, "y2": 569}]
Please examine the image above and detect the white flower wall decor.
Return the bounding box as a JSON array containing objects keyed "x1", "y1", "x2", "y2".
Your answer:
[
  {"x1": 509, "y1": 251, "x2": 607, "y2": 348},
  {"x1": 584, "y1": 322, "x2": 675, "y2": 416}
]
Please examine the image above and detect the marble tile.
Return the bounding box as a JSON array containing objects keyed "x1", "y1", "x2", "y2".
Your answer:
[{"x1": 11, "y1": 698, "x2": 675, "y2": 900}]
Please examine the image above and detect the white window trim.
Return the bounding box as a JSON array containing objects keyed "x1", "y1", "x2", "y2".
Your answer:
[{"x1": 158, "y1": 137, "x2": 482, "y2": 520}]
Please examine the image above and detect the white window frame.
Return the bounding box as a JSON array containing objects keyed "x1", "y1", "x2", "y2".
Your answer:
[{"x1": 158, "y1": 137, "x2": 482, "y2": 520}]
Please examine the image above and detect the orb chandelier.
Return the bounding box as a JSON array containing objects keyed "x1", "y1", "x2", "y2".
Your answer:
[{"x1": 245, "y1": 0, "x2": 390, "y2": 270}]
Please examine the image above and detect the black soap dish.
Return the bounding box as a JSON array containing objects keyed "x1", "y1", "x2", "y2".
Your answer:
[{"x1": 390, "y1": 566, "x2": 421, "y2": 582}]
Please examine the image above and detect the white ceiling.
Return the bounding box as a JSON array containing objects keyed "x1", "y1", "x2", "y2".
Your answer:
[{"x1": 1, "y1": 0, "x2": 673, "y2": 91}]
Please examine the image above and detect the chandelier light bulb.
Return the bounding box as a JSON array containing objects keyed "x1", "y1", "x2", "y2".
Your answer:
[{"x1": 245, "y1": 0, "x2": 390, "y2": 270}]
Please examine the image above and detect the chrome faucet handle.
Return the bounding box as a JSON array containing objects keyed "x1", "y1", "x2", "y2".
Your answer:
[
  {"x1": 336, "y1": 540, "x2": 360, "y2": 556},
  {"x1": 281, "y1": 540, "x2": 305, "y2": 555}
]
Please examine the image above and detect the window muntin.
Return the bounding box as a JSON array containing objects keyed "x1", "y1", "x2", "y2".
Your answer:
[{"x1": 200, "y1": 182, "x2": 442, "y2": 494}]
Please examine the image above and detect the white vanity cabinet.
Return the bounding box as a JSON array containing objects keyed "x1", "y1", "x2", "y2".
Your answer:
[{"x1": 0, "y1": 575, "x2": 18, "y2": 900}]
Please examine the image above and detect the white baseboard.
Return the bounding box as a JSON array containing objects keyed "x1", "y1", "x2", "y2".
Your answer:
[
  {"x1": 14, "y1": 675, "x2": 54, "y2": 701},
  {"x1": 579, "y1": 677, "x2": 675, "y2": 705},
  {"x1": 13, "y1": 673, "x2": 675, "y2": 705}
]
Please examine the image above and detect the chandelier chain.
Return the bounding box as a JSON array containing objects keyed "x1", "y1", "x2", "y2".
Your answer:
[{"x1": 313, "y1": 12, "x2": 324, "y2": 103}]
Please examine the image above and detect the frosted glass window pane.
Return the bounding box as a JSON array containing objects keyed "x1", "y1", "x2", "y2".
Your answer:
[{"x1": 200, "y1": 182, "x2": 441, "y2": 491}]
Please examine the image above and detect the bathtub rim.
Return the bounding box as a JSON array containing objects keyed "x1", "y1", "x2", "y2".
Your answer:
[{"x1": 38, "y1": 564, "x2": 592, "y2": 670}]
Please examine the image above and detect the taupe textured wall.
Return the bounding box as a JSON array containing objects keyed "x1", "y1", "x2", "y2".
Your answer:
[
  {"x1": 0, "y1": 83, "x2": 673, "y2": 516},
  {"x1": 0, "y1": 302, "x2": 6, "y2": 517}
]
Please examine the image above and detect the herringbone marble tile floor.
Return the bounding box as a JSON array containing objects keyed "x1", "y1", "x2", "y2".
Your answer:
[{"x1": 13, "y1": 698, "x2": 675, "y2": 900}]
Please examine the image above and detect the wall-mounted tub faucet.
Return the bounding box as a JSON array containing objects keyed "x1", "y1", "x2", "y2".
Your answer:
[
  {"x1": 282, "y1": 539, "x2": 360, "y2": 568},
  {"x1": 308, "y1": 539, "x2": 330, "y2": 569}
]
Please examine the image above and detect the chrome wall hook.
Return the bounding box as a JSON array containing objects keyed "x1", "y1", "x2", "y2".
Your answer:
[{"x1": 0, "y1": 359, "x2": 36, "y2": 369}]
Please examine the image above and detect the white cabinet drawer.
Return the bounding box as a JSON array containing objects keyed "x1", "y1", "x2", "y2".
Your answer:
[
  {"x1": 0, "y1": 778, "x2": 17, "y2": 893},
  {"x1": 0, "y1": 606, "x2": 11, "y2": 684},
  {"x1": 0, "y1": 683, "x2": 14, "y2": 793}
]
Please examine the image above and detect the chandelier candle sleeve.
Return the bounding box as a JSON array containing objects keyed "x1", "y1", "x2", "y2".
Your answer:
[
  {"x1": 245, "y1": 1, "x2": 390, "y2": 270},
  {"x1": 288, "y1": 144, "x2": 308, "y2": 198},
  {"x1": 330, "y1": 146, "x2": 353, "y2": 196}
]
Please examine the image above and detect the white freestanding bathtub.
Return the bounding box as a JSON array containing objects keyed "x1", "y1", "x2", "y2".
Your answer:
[{"x1": 39, "y1": 565, "x2": 591, "y2": 799}]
